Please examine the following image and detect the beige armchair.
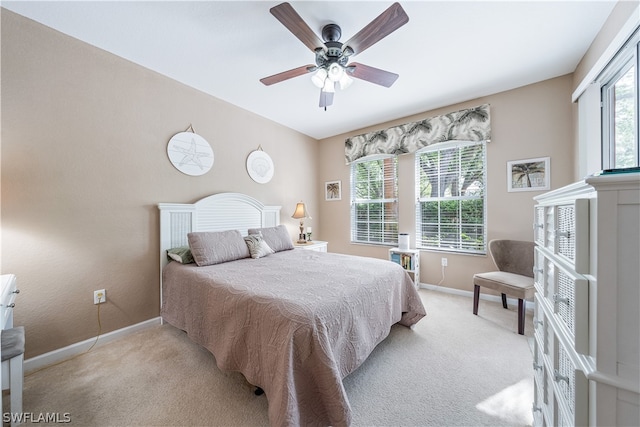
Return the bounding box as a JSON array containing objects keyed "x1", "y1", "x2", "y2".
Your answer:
[{"x1": 473, "y1": 240, "x2": 535, "y2": 335}]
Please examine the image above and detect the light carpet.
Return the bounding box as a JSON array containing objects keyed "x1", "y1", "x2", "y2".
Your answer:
[{"x1": 17, "y1": 289, "x2": 534, "y2": 426}]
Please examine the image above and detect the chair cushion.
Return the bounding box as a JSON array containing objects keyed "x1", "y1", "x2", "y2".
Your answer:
[
  {"x1": 1, "y1": 326, "x2": 25, "y2": 361},
  {"x1": 473, "y1": 271, "x2": 535, "y2": 300}
]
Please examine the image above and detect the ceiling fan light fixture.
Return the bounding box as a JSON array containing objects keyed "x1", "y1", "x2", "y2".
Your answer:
[
  {"x1": 342, "y1": 46, "x2": 355, "y2": 58},
  {"x1": 263, "y1": 2, "x2": 409, "y2": 109},
  {"x1": 322, "y1": 78, "x2": 335, "y2": 93},
  {"x1": 327, "y1": 63, "x2": 344, "y2": 82},
  {"x1": 339, "y1": 73, "x2": 353, "y2": 90},
  {"x1": 311, "y1": 68, "x2": 328, "y2": 88}
]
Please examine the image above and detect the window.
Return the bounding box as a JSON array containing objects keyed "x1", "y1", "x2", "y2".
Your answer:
[
  {"x1": 350, "y1": 155, "x2": 398, "y2": 245},
  {"x1": 601, "y1": 29, "x2": 639, "y2": 169},
  {"x1": 415, "y1": 140, "x2": 486, "y2": 254}
]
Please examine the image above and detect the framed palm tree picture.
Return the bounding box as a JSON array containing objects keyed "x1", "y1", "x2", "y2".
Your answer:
[
  {"x1": 507, "y1": 157, "x2": 550, "y2": 192},
  {"x1": 325, "y1": 180, "x2": 342, "y2": 201}
]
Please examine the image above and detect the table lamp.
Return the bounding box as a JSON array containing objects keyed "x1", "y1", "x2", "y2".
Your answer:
[{"x1": 291, "y1": 202, "x2": 311, "y2": 244}]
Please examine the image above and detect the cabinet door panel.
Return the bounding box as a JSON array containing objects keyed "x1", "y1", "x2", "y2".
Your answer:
[
  {"x1": 552, "y1": 265, "x2": 589, "y2": 355},
  {"x1": 534, "y1": 206, "x2": 546, "y2": 246},
  {"x1": 554, "y1": 199, "x2": 589, "y2": 274},
  {"x1": 553, "y1": 340, "x2": 589, "y2": 427}
]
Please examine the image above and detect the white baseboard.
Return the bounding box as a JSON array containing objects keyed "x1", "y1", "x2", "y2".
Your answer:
[
  {"x1": 418, "y1": 283, "x2": 535, "y2": 313},
  {"x1": 24, "y1": 317, "x2": 162, "y2": 374}
]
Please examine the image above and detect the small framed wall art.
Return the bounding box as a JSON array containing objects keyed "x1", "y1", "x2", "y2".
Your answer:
[
  {"x1": 325, "y1": 180, "x2": 341, "y2": 201},
  {"x1": 246, "y1": 148, "x2": 274, "y2": 184},
  {"x1": 507, "y1": 157, "x2": 550, "y2": 192},
  {"x1": 167, "y1": 130, "x2": 214, "y2": 176}
]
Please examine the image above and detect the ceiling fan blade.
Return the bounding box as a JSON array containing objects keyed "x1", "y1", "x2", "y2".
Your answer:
[
  {"x1": 348, "y1": 62, "x2": 399, "y2": 88},
  {"x1": 319, "y1": 90, "x2": 334, "y2": 108},
  {"x1": 270, "y1": 2, "x2": 324, "y2": 52},
  {"x1": 260, "y1": 64, "x2": 315, "y2": 86},
  {"x1": 343, "y1": 2, "x2": 409, "y2": 56}
]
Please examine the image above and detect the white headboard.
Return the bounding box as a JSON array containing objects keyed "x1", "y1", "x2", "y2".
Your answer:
[{"x1": 158, "y1": 192, "x2": 281, "y2": 311}]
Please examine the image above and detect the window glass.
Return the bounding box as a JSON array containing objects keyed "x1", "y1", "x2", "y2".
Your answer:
[
  {"x1": 612, "y1": 64, "x2": 637, "y2": 168},
  {"x1": 601, "y1": 30, "x2": 639, "y2": 169},
  {"x1": 416, "y1": 141, "x2": 486, "y2": 254},
  {"x1": 350, "y1": 156, "x2": 398, "y2": 245}
]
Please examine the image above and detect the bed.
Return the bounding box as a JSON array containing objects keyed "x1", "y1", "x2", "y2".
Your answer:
[{"x1": 158, "y1": 193, "x2": 426, "y2": 427}]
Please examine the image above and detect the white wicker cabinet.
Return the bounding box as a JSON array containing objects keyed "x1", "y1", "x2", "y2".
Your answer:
[{"x1": 532, "y1": 173, "x2": 640, "y2": 426}]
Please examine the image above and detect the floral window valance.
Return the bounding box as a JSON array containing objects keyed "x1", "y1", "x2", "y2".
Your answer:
[{"x1": 345, "y1": 104, "x2": 491, "y2": 164}]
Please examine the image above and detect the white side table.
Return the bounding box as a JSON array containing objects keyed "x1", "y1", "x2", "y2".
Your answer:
[
  {"x1": 1, "y1": 274, "x2": 19, "y2": 397},
  {"x1": 1, "y1": 275, "x2": 17, "y2": 330},
  {"x1": 389, "y1": 248, "x2": 420, "y2": 286},
  {"x1": 294, "y1": 241, "x2": 328, "y2": 252}
]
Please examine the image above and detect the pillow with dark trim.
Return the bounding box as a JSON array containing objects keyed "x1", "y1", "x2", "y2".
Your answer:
[
  {"x1": 188, "y1": 230, "x2": 250, "y2": 266},
  {"x1": 244, "y1": 234, "x2": 275, "y2": 259}
]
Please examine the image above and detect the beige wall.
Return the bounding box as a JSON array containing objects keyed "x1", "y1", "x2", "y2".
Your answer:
[
  {"x1": 571, "y1": 0, "x2": 638, "y2": 181},
  {"x1": 573, "y1": 0, "x2": 639, "y2": 95},
  {"x1": 317, "y1": 75, "x2": 575, "y2": 291},
  {"x1": 2, "y1": 2, "x2": 633, "y2": 359},
  {"x1": 0, "y1": 10, "x2": 318, "y2": 358}
]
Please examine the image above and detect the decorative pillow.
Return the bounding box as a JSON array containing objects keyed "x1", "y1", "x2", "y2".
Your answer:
[
  {"x1": 187, "y1": 230, "x2": 250, "y2": 266},
  {"x1": 248, "y1": 225, "x2": 294, "y2": 252},
  {"x1": 243, "y1": 234, "x2": 275, "y2": 259},
  {"x1": 167, "y1": 246, "x2": 194, "y2": 264}
]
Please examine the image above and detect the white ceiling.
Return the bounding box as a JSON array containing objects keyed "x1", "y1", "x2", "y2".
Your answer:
[{"x1": 3, "y1": 1, "x2": 618, "y2": 140}]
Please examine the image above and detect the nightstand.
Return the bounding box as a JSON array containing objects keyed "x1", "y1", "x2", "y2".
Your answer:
[
  {"x1": 389, "y1": 248, "x2": 420, "y2": 286},
  {"x1": 294, "y1": 241, "x2": 328, "y2": 252}
]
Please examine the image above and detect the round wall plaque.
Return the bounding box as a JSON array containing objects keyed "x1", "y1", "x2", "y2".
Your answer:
[
  {"x1": 246, "y1": 150, "x2": 274, "y2": 184},
  {"x1": 167, "y1": 132, "x2": 214, "y2": 176}
]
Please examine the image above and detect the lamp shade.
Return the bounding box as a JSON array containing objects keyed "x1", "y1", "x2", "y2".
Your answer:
[
  {"x1": 327, "y1": 63, "x2": 344, "y2": 82},
  {"x1": 322, "y1": 78, "x2": 335, "y2": 93},
  {"x1": 291, "y1": 202, "x2": 310, "y2": 219},
  {"x1": 339, "y1": 73, "x2": 353, "y2": 90},
  {"x1": 311, "y1": 68, "x2": 327, "y2": 88}
]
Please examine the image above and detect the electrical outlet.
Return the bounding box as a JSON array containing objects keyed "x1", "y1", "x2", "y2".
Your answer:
[
  {"x1": 441, "y1": 258, "x2": 448, "y2": 267},
  {"x1": 94, "y1": 289, "x2": 106, "y2": 304}
]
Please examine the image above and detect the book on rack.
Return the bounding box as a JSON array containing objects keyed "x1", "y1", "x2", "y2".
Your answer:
[
  {"x1": 400, "y1": 253, "x2": 412, "y2": 270},
  {"x1": 391, "y1": 253, "x2": 401, "y2": 264}
]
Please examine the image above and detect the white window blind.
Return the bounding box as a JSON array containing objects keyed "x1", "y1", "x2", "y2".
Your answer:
[
  {"x1": 415, "y1": 140, "x2": 486, "y2": 254},
  {"x1": 350, "y1": 155, "x2": 398, "y2": 245}
]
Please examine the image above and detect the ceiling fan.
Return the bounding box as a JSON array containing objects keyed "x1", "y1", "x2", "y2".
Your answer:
[{"x1": 260, "y1": 2, "x2": 409, "y2": 109}]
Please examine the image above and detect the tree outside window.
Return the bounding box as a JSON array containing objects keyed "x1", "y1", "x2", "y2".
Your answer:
[
  {"x1": 416, "y1": 141, "x2": 486, "y2": 254},
  {"x1": 351, "y1": 156, "x2": 398, "y2": 245}
]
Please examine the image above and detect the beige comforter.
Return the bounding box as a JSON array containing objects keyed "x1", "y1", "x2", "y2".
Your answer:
[{"x1": 162, "y1": 249, "x2": 426, "y2": 427}]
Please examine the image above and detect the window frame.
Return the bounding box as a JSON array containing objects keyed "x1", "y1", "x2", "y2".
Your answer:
[
  {"x1": 414, "y1": 140, "x2": 487, "y2": 255},
  {"x1": 350, "y1": 154, "x2": 399, "y2": 246},
  {"x1": 600, "y1": 28, "x2": 639, "y2": 170}
]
